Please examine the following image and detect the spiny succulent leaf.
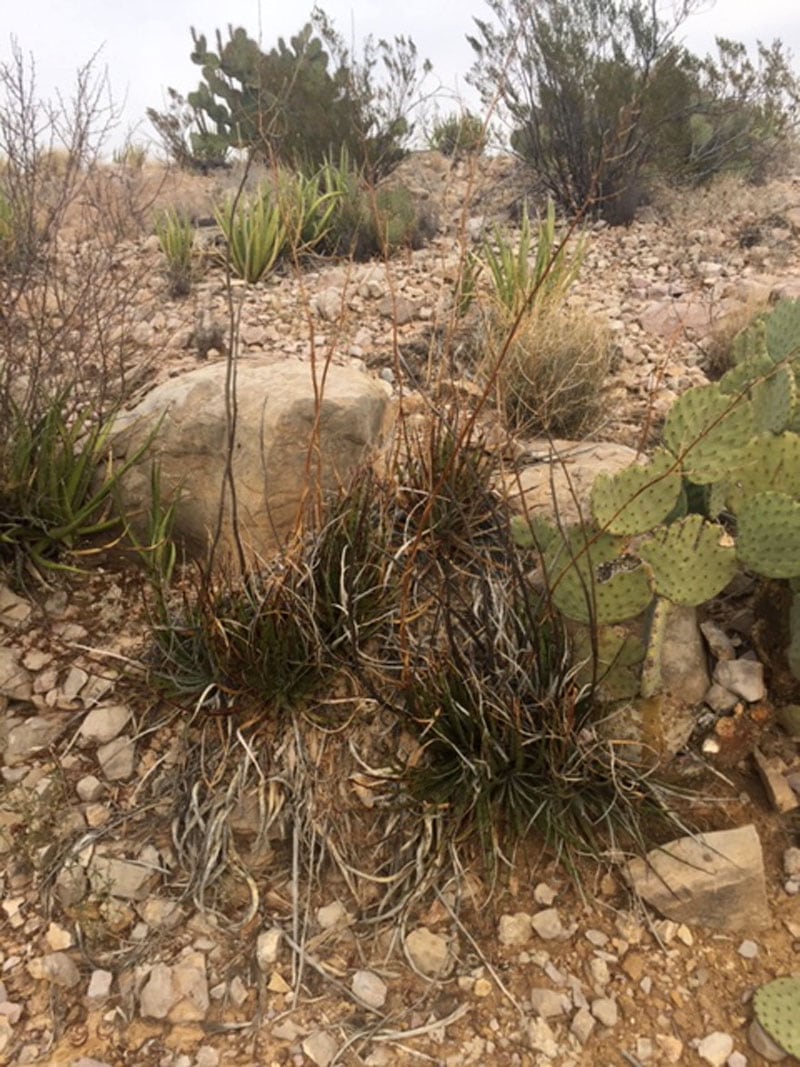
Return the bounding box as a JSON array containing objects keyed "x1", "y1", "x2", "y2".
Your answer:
[
  {"x1": 639, "y1": 514, "x2": 737, "y2": 606},
  {"x1": 663, "y1": 384, "x2": 754, "y2": 484},
  {"x1": 591, "y1": 449, "x2": 682, "y2": 535},
  {"x1": 765, "y1": 297, "x2": 800, "y2": 363},
  {"x1": 724, "y1": 433, "x2": 800, "y2": 512},
  {"x1": 751, "y1": 365, "x2": 796, "y2": 433},
  {"x1": 720, "y1": 351, "x2": 773, "y2": 395},
  {"x1": 732, "y1": 317, "x2": 769, "y2": 365},
  {"x1": 545, "y1": 527, "x2": 653, "y2": 625},
  {"x1": 753, "y1": 977, "x2": 800, "y2": 1057},
  {"x1": 511, "y1": 514, "x2": 559, "y2": 551},
  {"x1": 736, "y1": 491, "x2": 800, "y2": 578},
  {"x1": 706, "y1": 481, "x2": 728, "y2": 519}
]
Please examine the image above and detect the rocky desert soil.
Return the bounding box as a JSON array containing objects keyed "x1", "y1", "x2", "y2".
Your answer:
[{"x1": 1, "y1": 151, "x2": 800, "y2": 1067}]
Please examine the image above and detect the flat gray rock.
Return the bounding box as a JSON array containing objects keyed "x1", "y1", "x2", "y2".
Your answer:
[{"x1": 627, "y1": 824, "x2": 769, "y2": 932}]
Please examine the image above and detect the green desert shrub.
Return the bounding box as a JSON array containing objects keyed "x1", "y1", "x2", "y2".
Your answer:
[
  {"x1": 429, "y1": 110, "x2": 488, "y2": 157},
  {"x1": 321, "y1": 171, "x2": 437, "y2": 260},
  {"x1": 468, "y1": 0, "x2": 800, "y2": 222}
]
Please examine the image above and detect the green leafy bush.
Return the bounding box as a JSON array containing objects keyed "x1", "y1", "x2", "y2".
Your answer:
[
  {"x1": 429, "y1": 110, "x2": 487, "y2": 156},
  {"x1": 320, "y1": 169, "x2": 437, "y2": 260},
  {"x1": 468, "y1": 0, "x2": 800, "y2": 222}
]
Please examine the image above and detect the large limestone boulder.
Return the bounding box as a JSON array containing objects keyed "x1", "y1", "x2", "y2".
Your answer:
[{"x1": 111, "y1": 360, "x2": 394, "y2": 561}]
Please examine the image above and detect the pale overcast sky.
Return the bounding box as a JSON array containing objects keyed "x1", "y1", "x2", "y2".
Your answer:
[{"x1": 2, "y1": 1, "x2": 799, "y2": 150}]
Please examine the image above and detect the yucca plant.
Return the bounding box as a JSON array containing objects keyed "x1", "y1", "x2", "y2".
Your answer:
[
  {"x1": 0, "y1": 392, "x2": 152, "y2": 573},
  {"x1": 482, "y1": 200, "x2": 585, "y2": 319},
  {"x1": 214, "y1": 188, "x2": 287, "y2": 283},
  {"x1": 154, "y1": 207, "x2": 195, "y2": 296},
  {"x1": 274, "y1": 168, "x2": 342, "y2": 255},
  {"x1": 123, "y1": 461, "x2": 179, "y2": 597}
]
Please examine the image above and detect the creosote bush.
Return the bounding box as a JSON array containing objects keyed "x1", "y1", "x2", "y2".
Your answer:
[{"x1": 468, "y1": 0, "x2": 800, "y2": 223}]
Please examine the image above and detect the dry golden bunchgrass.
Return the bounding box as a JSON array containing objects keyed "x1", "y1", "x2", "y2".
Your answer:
[{"x1": 484, "y1": 304, "x2": 613, "y2": 439}]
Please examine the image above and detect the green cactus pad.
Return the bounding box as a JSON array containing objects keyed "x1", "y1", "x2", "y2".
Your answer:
[
  {"x1": 751, "y1": 365, "x2": 796, "y2": 434},
  {"x1": 724, "y1": 433, "x2": 800, "y2": 512},
  {"x1": 639, "y1": 514, "x2": 737, "y2": 606},
  {"x1": 732, "y1": 316, "x2": 769, "y2": 366},
  {"x1": 765, "y1": 297, "x2": 800, "y2": 363},
  {"x1": 545, "y1": 527, "x2": 654, "y2": 625},
  {"x1": 753, "y1": 977, "x2": 800, "y2": 1057},
  {"x1": 591, "y1": 449, "x2": 682, "y2": 536},
  {"x1": 510, "y1": 514, "x2": 560, "y2": 551},
  {"x1": 663, "y1": 383, "x2": 755, "y2": 484},
  {"x1": 720, "y1": 351, "x2": 774, "y2": 395},
  {"x1": 736, "y1": 491, "x2": 800, "y2": 578},
  {"x1": 572, "y1": 626, "x2": 645, "y2": 702}
]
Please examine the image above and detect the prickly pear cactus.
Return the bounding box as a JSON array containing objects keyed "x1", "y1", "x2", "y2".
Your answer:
[
  {"x1": 720, "y1": 432, "x2": 800, "y2": 512},
  {"x1": 753, "y1": 976, "x2": 800, "y2": 1058},
  {"x1": 736, "y1": 491, "x2": 800, "y2": 578},
  {"x1": 590, "y1": 449, "x2": 682, "y2": 536},
  {"x1": 764, "y1": 297, "x2": 800, "y2": 363},
  {"x1": 510, "y1": 514, "x2": 559, "y2": 552},
  {"x1": 544, "y1": 527, "x2": 654, "y2": 626},
  {"x1": 639, "y1": 514, "x2": 737, "y2": 606},
  {"x1": 752, "y1": 365, "x2": 796, "y2": 434},
  {"x1": 732, "y1": 315, "x2": 769, "y2": 365},
  {"x1": 720, "y1": 350, "x2": 773, "y2": 395},
  {"x1": 663, "y1": 383, "x2": 755, "y2": 484}
]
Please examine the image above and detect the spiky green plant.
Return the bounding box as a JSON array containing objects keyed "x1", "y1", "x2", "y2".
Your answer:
[
  {"x1": 481, "y1": 200, "x2": 585, "y2": 319},
  {"x1": 215, "y1": 189, "x2": 287, "y2": 283},
  {"x1": 0, "y1": 392, "x2": 154, "y2": 574},
  {"x1": 428, "y1": 110, "x2": 488, "y2": 156},
  {"x1": 154, "y1": 207, "x2": 195, "y2": 297},
  {"x1": 273, "y1": 168, "x2": 342, "y2": 254}
]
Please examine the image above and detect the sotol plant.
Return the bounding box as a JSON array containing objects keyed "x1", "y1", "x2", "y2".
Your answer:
[{"x1": 514, "y1": 297, "x2": 800, "y2": 695}]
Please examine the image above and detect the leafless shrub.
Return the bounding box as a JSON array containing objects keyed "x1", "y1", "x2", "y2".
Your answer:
[{"x1": 0, "y1": 43, "x2": 156, "y2": 424}]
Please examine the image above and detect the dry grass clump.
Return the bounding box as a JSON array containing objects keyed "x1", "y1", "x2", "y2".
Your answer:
[{"x1": 486, "y1": 305, "x2": 613, "y2": 438}]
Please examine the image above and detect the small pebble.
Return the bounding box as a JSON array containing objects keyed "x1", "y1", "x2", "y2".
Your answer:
[
  {"x1": 591, "y1": 996, "x2": 618, "y2": 1028},
  {"x1": 737, "y1": 939, "x2": 759, "y2": 959},
  {"x1": 697, "y1": 1031, "x2": 734, "y2": 1067}
]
